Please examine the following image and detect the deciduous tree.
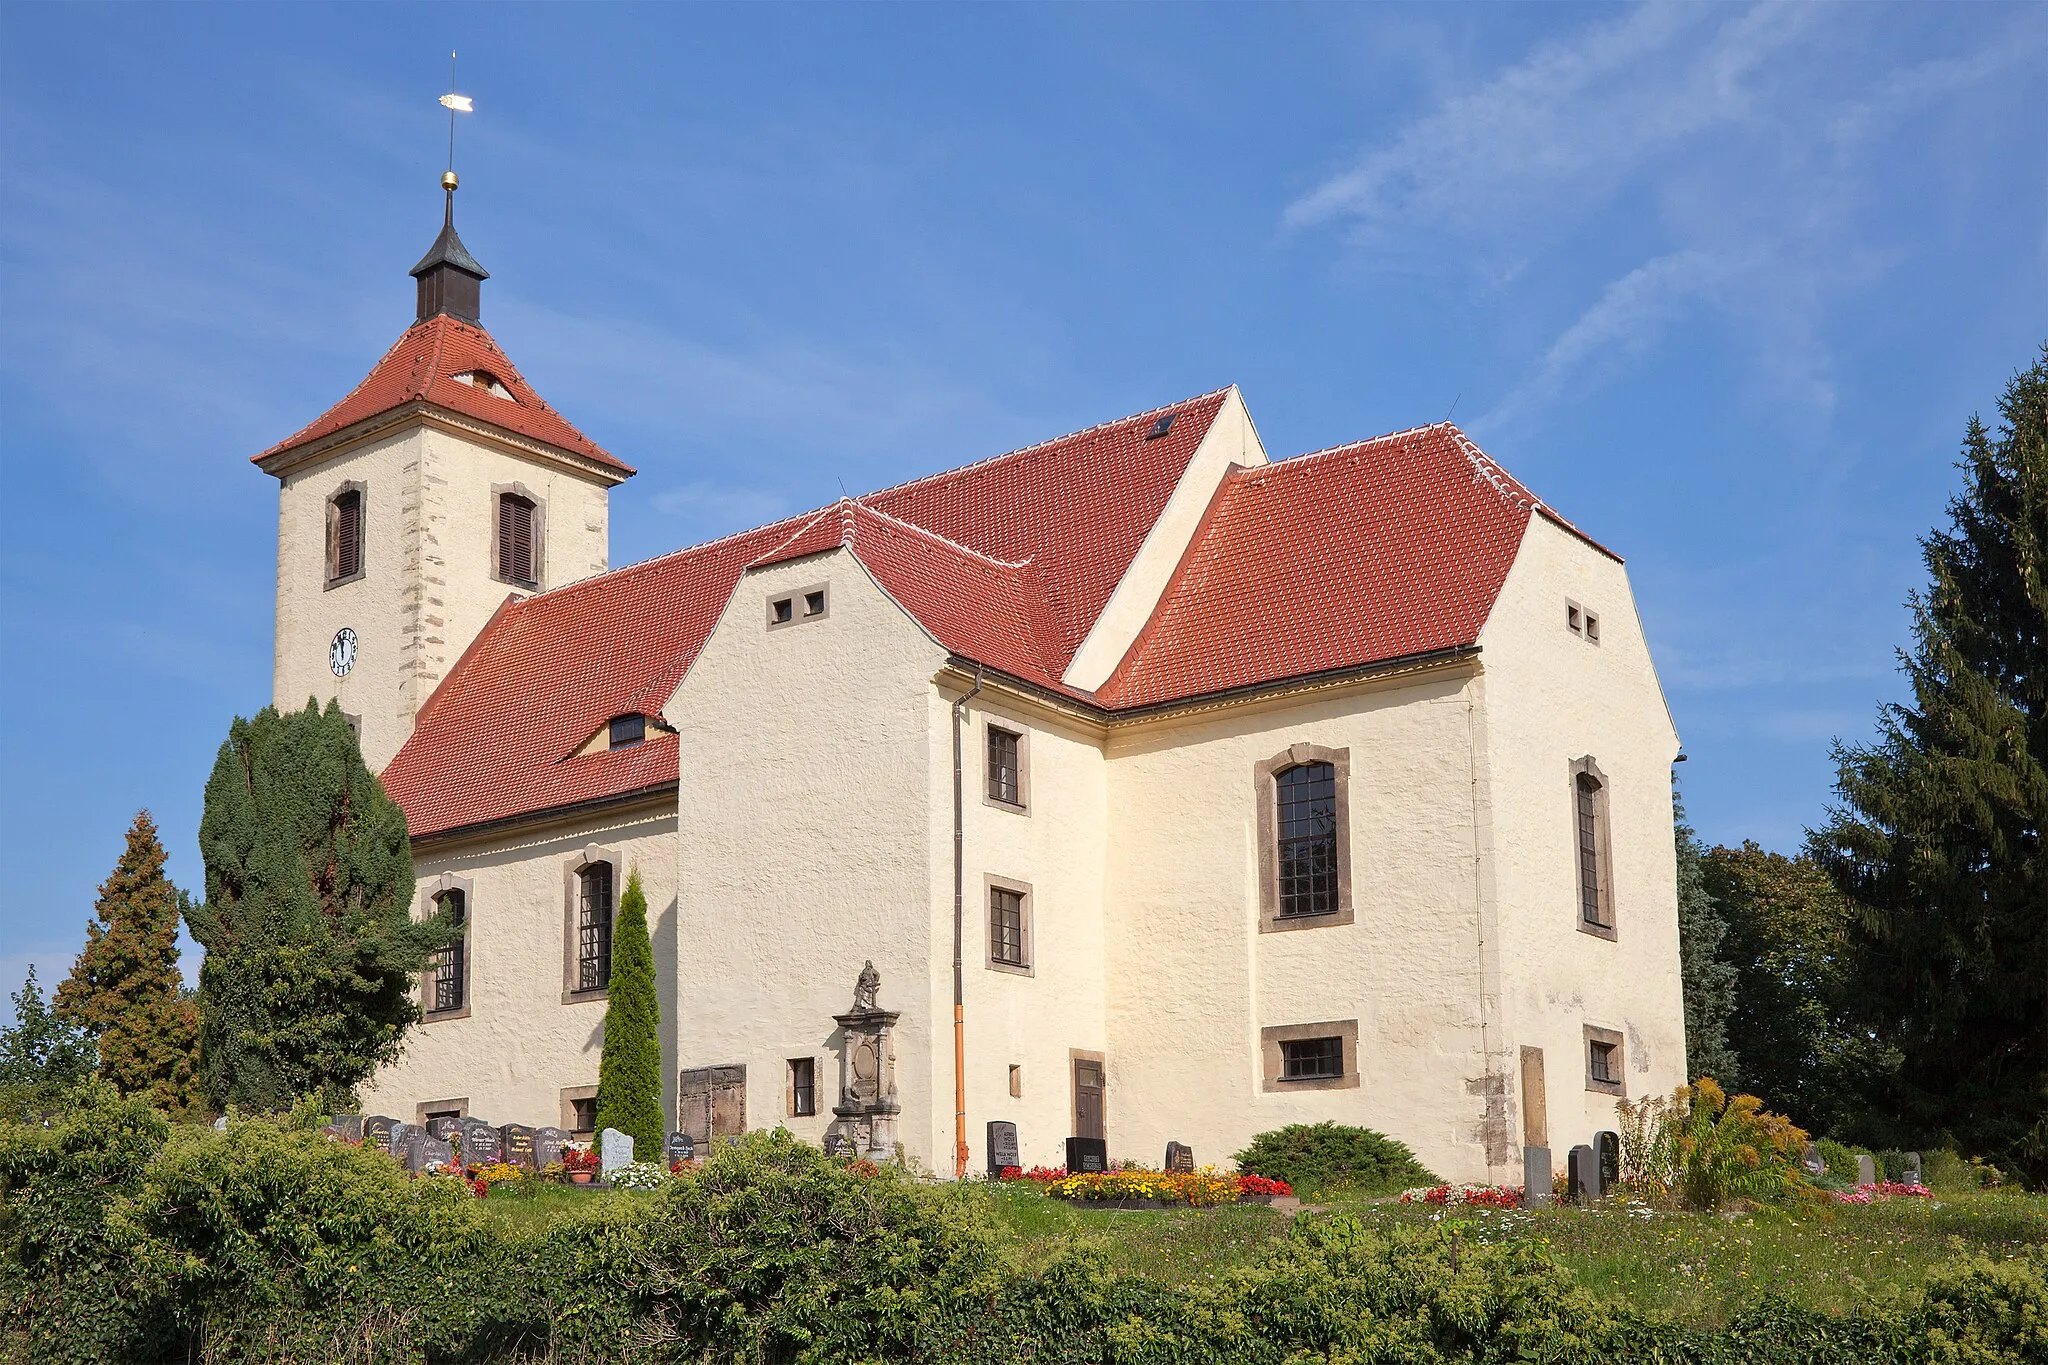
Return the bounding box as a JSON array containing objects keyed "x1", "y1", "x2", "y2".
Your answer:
[
  {"x1": 0, "y1": 966, "x2": 95, "y2": 1093},
  {"x1": 595, "y1": 868, "x2": 662, "y2": 1155},
  {"x1": 1674, "y1": 793, "x2": 1739, "y2": 1087}
]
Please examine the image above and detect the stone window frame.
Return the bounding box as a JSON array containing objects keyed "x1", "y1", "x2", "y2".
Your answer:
[
  {"x1": 325, "y1": 479, "x2": 368, "y2": 589},
  {"x1": 766, "y1": 581, "x2": 831, "y2": 630},
  {"x1": 560, "y1": 1084, "x2": 599, "y2": 1138},
  {"x1": 561, "y1": 845, "x2": 619, "y2": 1003},
  {"x1": 416, "y1": 1097, "x2": 468, "y2": 1125},
  {"x1": 1569, "y1": 757, "x2": 1618, "y2": 941},
  {"x1": 1254, "y1": 743, "x2": 1354, "y2": 933},
  {"x1": 985, "y1": 873, "x2": 1034, "y2": 977},
  {"x1": 490, "y1": 481, "x2": 547, "y2": 591},
  {"x1": 1260, "y1": 1019, "x2": 1361, "y2": 1091},
  {"x1": 982, "y1": 718, "x2": 1031, "y2": 814},
  {"x1": 419, "y1": 872, "x2": 475, "y2": 1022},
  {"x1": 1584, "y1": 1024, "x2": 1625, "y2": 1096}
]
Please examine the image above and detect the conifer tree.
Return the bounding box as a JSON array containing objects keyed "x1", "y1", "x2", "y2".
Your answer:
[
  {"x1": 186, "y1": 700, "x2": 450, "y2": 1112},
  {"x1": 1673, "y1": 793, "x2": 1739, "y2": 1087},
  {"x1": 0, "y1": 966, "x2": 96, "y2": 1092},
  {"x1": 1813, "y1": 343, "x2": 2048, "y2": 1183},
  {"x1": 54, "y1": 811, "x2": 200, "y2": 1111},
  {"x1": 595, "y1": 868, "x2": 663, "y2": 1154}
]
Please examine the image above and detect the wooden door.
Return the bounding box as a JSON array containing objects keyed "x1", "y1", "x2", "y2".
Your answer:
[{"x1": 1072, "y1": 1057, "x2": 1105, "y2": 1140}]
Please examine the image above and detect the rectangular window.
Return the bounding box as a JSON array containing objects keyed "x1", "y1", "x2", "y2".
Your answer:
[
  {"x1": 1588, "y1": 1040, "x2": 1616, "y2": 1085},
  {"x1": 1276, "y1": 761, "x2": 1339, "y2": 918},
  {"x1": 771, "y1": 596, "x2": 794, "y2": 623},
  {"x1": 987, "y1": 727, "x2": 1021, "y2": 805},
  {"x1": 331, "y1": 489, "x2": 362, "y2": 582},
  {"x1": 577, "y1": 863, "x2": 613, "y2": 991},
  {"x1": 429, "y1": 889, "x2": 467, "y2": 1014},
  {"x1": 788, "y1": 1058, "x2": 816, "y2": 1117},
  {"x1": 804, "y1": 589, "x2": 826, "y2": 616},
  {"x1": 1574, "y1": 767, "x2": 1612, "y2": 934},
  {"x1": 990, "y1": 886, "x2": 1026, "y2": 968},
  {"x1": 498, "y1": 493, "x2": 537, "y2": 587},
  {"x1": 1009, "y1": 1064, "x2": 1022, "y2": 1098},
  {"x1": 570, "y1": 1096, "x2": 597, "y2": 1135},
  {"x1": 1279, "y1": 1035, "x2": 1345, "y2": 1080},
  {"x1": 609, "y1": 714, "x2": 645, "y2": 749},
  {"x1": 1584, "y1": 1024, "x2": 1625, "y2": 1095}
]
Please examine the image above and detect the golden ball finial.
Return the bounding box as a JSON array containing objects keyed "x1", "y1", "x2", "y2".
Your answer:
[{"x1": 441, "y1": 170, "x2": 459, "y2": 191}]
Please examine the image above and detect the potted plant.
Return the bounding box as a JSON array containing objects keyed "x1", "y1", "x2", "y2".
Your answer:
[{"x1": 563, "y1": 1145, "x2": 601, "y2": 1185}]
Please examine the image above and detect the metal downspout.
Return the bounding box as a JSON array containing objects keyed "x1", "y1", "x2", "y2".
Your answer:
[{"x1": 951, "y1": 666, "x2": 984, "y2": 1179}]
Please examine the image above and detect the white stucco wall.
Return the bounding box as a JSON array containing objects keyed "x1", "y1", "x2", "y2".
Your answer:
[
  {"x1": 1103, "y1": 669, "x2": 1507, "y2": 1184},
  {"x1": 358, "y1": 801, "x2": 678, "y2": 1129},
  {"x1": 272, "y1": 420, "x2": 612, "y2": 771},
  {"x1": 1478, "y1": 517, "x2": 1686, "y2": 1163}
]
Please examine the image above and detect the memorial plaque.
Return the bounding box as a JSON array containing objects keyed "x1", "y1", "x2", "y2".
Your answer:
[
  {"x1": 1903, "y1": 1152, "x2": 1923, "y2": 1187},
  {"x1": 534, "y1": 1127, "x2": 569, "y2": 1171},
  {"x1": 665, "y1": 1131, "x2": 695, "y2": 1166},
  {"x1": 986, "y1": 1120, "x2": 1019, "y2": 1174},
  {"x1": 395, "y1": 1126, "x2": 424, "y2": 1172},
  {"x1": 600, "y1": 1127, "x2": 635, "y2": 1175},
  {"x1": 1596, "y1": 1130, "x2": 1620, "y2": 1188},
  {"x1": 822, "y1": 1130, "x2": 853, "y2": 1158},
  {"x1": 412, "y1": 1135, "x2": 454, "y2": 1175},
  {"x1": 1164, "y1": 1141, "x2": 1195, "y2": 1173},
  {"x1": 500, "y1": 1124, "x2": 538, "y2": 1171},
  {"x1": 458, "y1": 1118, "x2": 502, "y2": 1167},
  {"x1": 1568, "y1": 1143, "x2": 1602, "y2": 1202},
  {"x1": 1856, "y1": 1154, "x2": 1877, "y2": 1186},
  {"x1": 1523, "y1": 1144, "x2": 1553, "y2": 1206},
  {"x1": 1065, "y1": 1136, "x2": 1108, "y2": 1175},
  {"x1": 426, "y1": 1116, "x2": 461, "y2": 1142},
  {"x1": 363, "y1": 1115, "x2": 399, "y2": 1152}
]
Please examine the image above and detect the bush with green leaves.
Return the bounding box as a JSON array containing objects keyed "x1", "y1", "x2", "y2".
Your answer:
[
  {"x1": 1232, "y1": 1121, "x2": 1438, "y2": 1198},
  {"x1": 1675, "y1": 1079, "x2": 1810, "y2": 1210}
]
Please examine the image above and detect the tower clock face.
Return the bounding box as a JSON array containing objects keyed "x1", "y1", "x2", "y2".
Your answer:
[{"x1": 329, "y1": 627, "x2": 358, "y2": 678}]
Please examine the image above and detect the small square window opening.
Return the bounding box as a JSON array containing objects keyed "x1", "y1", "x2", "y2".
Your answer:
[
  {"x1": 609, "y1": 714, "x2": 646, "y2": 750},
  {"x1": 570, "y1": 1096, "x2": 597, "y2": 1134},
  {"x1": 804, "y1": 590, "x2": 826, "y2": 617},
  {"x1": 1585, "y1": 612, "x2": 1600, "y2": 642},
  {"x1": 1588, "y1": 1040, "x2": 1617, "y2": 1086},
  {"x1": 424, "y1": 1107, "x2": 461, "y2": 1126},
  {"x1": 771, "y1": 597, "x2": 794, "y2": 624},
  {"x1": 1279, "y1": 1036, "x2": 1345, "y2": 1080},
  {"x1": 1567, "y1": 603, "x2": 1582, "y2": 633},
  {"x1": 788, "y1": 1057, "x2": 816, "y2": 1117}
]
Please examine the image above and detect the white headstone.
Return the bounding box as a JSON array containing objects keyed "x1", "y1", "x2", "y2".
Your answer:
[
  {"x1": 600, "y1": 1127, "x2": 634, "y2": 1175},
  {"x1": 212, "y1": 1116, "x2": 228, "y2": 1133}
]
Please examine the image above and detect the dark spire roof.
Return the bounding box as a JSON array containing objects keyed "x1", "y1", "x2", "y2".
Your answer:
[{"x1": 410, "y1": 181, "x2": 488, "y2": 323}]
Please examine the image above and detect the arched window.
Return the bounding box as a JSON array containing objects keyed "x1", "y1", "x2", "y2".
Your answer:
[
  {"x1": 1276, "y1": 761, "x2": 1338, "y2": 919},
  {"x1": 497, "y1": 492, "x2": 538, "y2": 588},
  {"x1": 576, "y1": 862, "x2": 613, "y2": 991},
  {"x1": 326, "y1": 484, "x2": 365, "y2": 585},
  {"x1": 429, "y1": 888, "x2": 467, "y2": 1014},
  {"x1": 1575, "y1": 768, "x2": 1611, "y2": 932}
]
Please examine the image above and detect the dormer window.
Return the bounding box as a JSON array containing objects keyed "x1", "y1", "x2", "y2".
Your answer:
[
  {"x1": 609, "y1": 714, "x2": 646, "y2": 750},
  {"x1": 454, "y1": 369, "x2": 513, "y2": 400}
]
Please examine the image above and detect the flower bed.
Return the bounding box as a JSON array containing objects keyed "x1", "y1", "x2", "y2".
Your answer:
[
  {"x1": 1833, "y1": 1181, "x2": 1933, "y2": 1205},
  {"x1": 1029, "y1": 1166, "x2": 1295, "y2": 1207},
  {"x1": 1399, "y1": 1183, "x2": 1525, "y2": 1210}
]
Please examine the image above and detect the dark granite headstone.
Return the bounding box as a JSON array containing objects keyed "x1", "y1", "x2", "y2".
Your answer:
[
  {"x1": 987, "y1": 1120, "x2": 1019, "y2": 1174},
  {"x1": 534, "y1": 1127, "x2": 569, "y2": 1171},
  {"x1": 1568, "y1": 1143, "x2": 1602, "y2": 1202},
  {"x1": 1164, "y1": 1141, "x2": 1194, "y2": 1173},
  {"x1": 1065, "y1": 1136, "x2": 1108, "y2": 1175},
  {"x1": 665, "y1": 1131, "x2": 695, "y2": 1165},
  {"x1": 1903, "y1": 1152, "x2": 1923, "y2": 1187},
  {"x1": 1523, "y1": 1144, "x2": 1553, "y2": 1206},
  {"x1": 327, "y1": 1114, "x2": 363, "y2": 1143},
  {"x1": 395, "y1": 1126, "x2": 424, "y2": 1172},
  {"x1": 1596, "y1": 1130, "x2": 1620, "y2": 1188},
  {"x1": 412, "y1": 1135, "x2": 454, "y2": 1175},
  {"x1": 458, "y1": 1118, "x2": 502, "y2": 1167},
  {"x1": 501, "y1": 1124, "x2": 538, "y2": 1171},
  {"x1": 362, "y1": 1115, "x2": 399, "y2": 1152},
  {"x1": 426, "y1": 1116, "x2": 461, "y2": 1142}
]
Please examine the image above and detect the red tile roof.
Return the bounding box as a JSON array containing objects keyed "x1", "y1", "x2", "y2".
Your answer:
[{"x1": 252, "y1": 315, "x2": 630, "y2": 474}]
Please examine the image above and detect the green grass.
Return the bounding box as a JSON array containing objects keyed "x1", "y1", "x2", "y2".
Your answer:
[
  {"x1": 975, "y1": 1183, "x2": 2048, "y2": 1328},
  {"x1": 469, "y1": 1178, "x2": 652, "y2": 1232}
]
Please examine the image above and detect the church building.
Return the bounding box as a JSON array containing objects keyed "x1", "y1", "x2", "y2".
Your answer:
[{"x1": 254, "y1": 179, "x2": 1686, "y2": 1184}]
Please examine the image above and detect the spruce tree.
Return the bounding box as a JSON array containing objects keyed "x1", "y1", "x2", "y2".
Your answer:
[
  {"x1": 186, "y1": 700, "x2": 450, "y2": 1112},
  {"x1": 54, "y1": 811, "x2": 201, "y2": 1111},
  {"x1": 595, "y1": 868, "x2": 663, "y2": 1155},
  {"x1": 0, "y1": 966, "x2": 96, "y2": 1092},
  {"x1": 1673, "y1": 792, "x2": 1739, "y2": 1087},
  {"x1": 1812, "y1": 343, "x2": 2048, "y2": 1183}
]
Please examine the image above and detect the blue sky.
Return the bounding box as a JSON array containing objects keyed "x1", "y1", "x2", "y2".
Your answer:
[{"x1": 2, "y1": 3, "x2": 2044, "y2": 1011}]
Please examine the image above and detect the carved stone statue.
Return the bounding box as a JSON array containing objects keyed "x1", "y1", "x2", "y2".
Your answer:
[{"x1": 852, "y1": 959, "x2": 881, "y2": 1012}]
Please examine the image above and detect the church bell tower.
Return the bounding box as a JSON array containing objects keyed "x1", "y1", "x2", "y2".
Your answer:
[{"x1": 251, "y1": 169, "x2": 634, "y2": 776}]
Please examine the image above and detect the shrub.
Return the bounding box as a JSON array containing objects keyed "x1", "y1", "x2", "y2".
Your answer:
[
  {"x1": 1233, "y1": 1122, "x2": 1438, "y2": 1199},
  {"x1": 594, "y1": 868, "x2": 663, "y2": 1155},
  {"x1": 1816, "y1": 1137, "x2": 1868, "y2": 1183},
  {"x1": 1673, "y1": 1079, "x2": 1809, "y2": 1211}
]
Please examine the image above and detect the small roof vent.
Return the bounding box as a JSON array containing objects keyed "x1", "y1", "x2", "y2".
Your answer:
[{"x1": 1145, "y1": 412, "x2": 1176, "y2": 440}]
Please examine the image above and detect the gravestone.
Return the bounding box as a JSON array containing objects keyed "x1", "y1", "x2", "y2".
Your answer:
[
  {"x1": 533, "y1": 1127, "x2": 570, "y2": 1171},
  {"x1": 1523, "y1": 1144, "x2": 1553, "y2": 1206},
  {"x1": 500, "y1": 1124, "x2": 538, "y2": 1171},
  {"x1": 1903, "y1": 1152, "x2": 1923, "y2": 1187},
  {"x1": 600, "y1": 1127, "x2": 634, "y2": 1176},
  {"x1": 411, "y1": 1135, "x2": 454, "y2": 1175},
  {"x1": 458, "y1": 1118, "x2": 502, "y2": 1168},
  {"x1": 1568, "y1": 1144, "x2": 1602, "y2": 1202},
  {"x1": 824, "y1": 960, "x2": 903, "y2": 1162},
  {"x1": 1801, "y1": 1142, "x2": 1827, "y2": 1178},
  {"x1": 665, "y1": 1131, "x2": 694, "y2": 1166},
  {"x1": 1164, "y1": 1142, "x2": 1195, "y2": 1173},
  {"x1": 394, "y1": 1125, "x2": 423, "y2": 1172},
  {"x1": 425, "y1": 1116, "x2": 461, "y2": 1142},
  {"x1": 327, "y1": 1114, "x2": 363, "y2": 1143},
  {"x1": 823, "y1": 1130, "x2": 853, "y2": 1158},
  {"x1": 1596, "y1": 1130, "x2": 1620, "y2": 1188},
  {"x1": 1856, "y1": 1154, "x2": 1877, "y2": 1186},
  {"x1": 1066, "y1": 1136, "x2": 1108, "y2": 1175},
  {"x1": 986, "y1": 1120, "x2": 1019, "y2": 1175},
  {"x1": 212, "y1": 1115, "x2": 228, "y2": 1133},
  {"x1": 363, "y1": 1115, "x2": 399, "y2": 1152}
]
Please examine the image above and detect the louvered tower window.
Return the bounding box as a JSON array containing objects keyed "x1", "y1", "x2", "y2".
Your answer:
[
  {"x1": 497, "y1": 493, "x2": 537, "y2": 588},
  {"x1": 577, "y1": 862, "x2": 613, "y2": 991},
  {"x1": 328, "y1": 488, "x2": 364, "y2": 584}
]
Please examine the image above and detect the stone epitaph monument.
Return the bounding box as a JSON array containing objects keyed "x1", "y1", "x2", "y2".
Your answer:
[
  {"x1": 825, "y1": 961, "x2": 901, "y2": 1162},
  {"x1": 987, "y1": 1120, "x2": 1019, "y2": 1175}
]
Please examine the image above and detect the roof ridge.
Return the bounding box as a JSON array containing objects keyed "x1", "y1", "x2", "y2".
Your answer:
[
  {"x1": 745, "y1": 504, "x2": 842, "y2": 569},
  {"x1": 854, "y1": 386, "x2": 1234, "y2": 507},
  {"x1": 849, "y1": 498, "x2": 1031, "y2": 569},
  {"x1": 532, "y1": 510, "x2": 814, "y2": 602},
  {"x1": 261, "y1": 322, "x2": 433, "y2": 455}
]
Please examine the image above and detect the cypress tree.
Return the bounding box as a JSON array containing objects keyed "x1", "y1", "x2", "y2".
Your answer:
[
  {"x1": 186, "y1": 699, "x2": 450, "y2": 1112},
  {"x1": 1813, "y1": 343, "x2": 2048, "y2": 1183},
  {"x1": 1673, "y1": 792, "x2": 1739, "y2": 1087},
  {"x1": 595, "y1": 868, "x2": 663, "y2": 1155},
  {"x1": 0, "y1": 966, "x2": 96, "y2": 1092},
  {"x1": 54, "y1": 810, "x2": 201, "y2": 1111}
]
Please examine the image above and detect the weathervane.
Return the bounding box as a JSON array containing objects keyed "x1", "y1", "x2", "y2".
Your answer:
[{"x1": 438, "y1": 51, "x2": 473, "y2": 198}]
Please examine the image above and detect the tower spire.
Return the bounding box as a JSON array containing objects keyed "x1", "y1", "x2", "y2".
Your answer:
[{"x1": 412, "y1": 59, "x2": 486, "y2": 323}]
